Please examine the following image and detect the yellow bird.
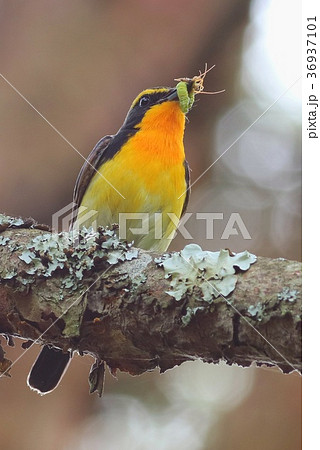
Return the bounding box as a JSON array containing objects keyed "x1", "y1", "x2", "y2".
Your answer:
[
  {"x1": 73, "y1": 86, "x2": 190, "y2": 252},
  {"x1": 28, "y1": 69, "x2": 212, "y2": 395}
]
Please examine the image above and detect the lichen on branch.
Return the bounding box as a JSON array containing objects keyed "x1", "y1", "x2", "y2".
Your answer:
[{"x1": 0, "y1": 214, "x2": 302, "y2": 381}]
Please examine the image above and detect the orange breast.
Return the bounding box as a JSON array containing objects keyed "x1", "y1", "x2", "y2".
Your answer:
[{"x1": 77, "y1": 100, "x2": 188, "y2": 251}]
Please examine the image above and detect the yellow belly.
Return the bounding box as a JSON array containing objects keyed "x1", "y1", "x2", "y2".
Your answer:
[{"x1": 76, "y1": 131, "x2": 187, "y2": 252}]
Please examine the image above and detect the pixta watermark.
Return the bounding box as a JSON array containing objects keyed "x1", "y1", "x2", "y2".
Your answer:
[{"x1": 52, "y1": 204, "x2": 251, "y2": 242}]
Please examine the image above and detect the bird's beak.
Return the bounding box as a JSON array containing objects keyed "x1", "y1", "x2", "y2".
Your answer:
[{"x1": 165, "y1": 89, "x2": 179, "y2": 101}]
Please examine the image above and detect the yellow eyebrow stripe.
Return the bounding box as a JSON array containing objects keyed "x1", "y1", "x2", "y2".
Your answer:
[{"x1": 130, "y1": 88, "x2": 170, "y2": 109}]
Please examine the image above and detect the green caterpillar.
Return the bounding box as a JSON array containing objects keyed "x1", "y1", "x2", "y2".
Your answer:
[{"x1": 176, "y1": 81, "x2": 194, "y2": 114}]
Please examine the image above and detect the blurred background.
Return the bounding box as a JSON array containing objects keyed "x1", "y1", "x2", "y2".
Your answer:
[{"x1": 0, "y1": 0, "x2": 301, "y2": 449}]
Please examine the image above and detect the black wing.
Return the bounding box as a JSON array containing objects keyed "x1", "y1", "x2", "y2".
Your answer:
[
  {"x1": 181, "y1": 159, "x2": 190, "y2": 217},
  {"x1": 71, "y1": 135, "x2": 113, "y2": 227}
]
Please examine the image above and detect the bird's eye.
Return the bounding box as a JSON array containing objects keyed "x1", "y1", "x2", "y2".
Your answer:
[{"x1": 139, "y1": 95, "x2": 150, "y2": 107}]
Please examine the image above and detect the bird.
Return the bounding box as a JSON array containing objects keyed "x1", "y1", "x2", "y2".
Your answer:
[
  {"x1": 27, "y1": 69, "x2": 214, "y2": 395},
  {"x1": 72, "y1": 86, "x2": 191, "y2": 252}
]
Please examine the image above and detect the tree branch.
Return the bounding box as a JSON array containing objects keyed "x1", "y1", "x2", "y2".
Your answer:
[{"x1": 0, "y1": 215, "x2": 301, "y2": 379}]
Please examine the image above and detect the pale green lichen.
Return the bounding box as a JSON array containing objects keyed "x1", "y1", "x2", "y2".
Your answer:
[
  {"x1": 181, "y1": 306, "x2": 205, "y2": 326},
  {"x1": 20, "y1": 227, "x2": 138, "y2": 288},
  {"x1": 247, "y1": 287, "x2": 300, "y2": 323},
  {"x1": 0, "y1": 236, "x2": 10, "y2": 246},
  {"x1": 1, "y1": 226, "x2": 138, "y2": 294},
  {"x1": 156, "y1": 244, "x2": 257, "y2": 303},
  {"x1": 0, "y1": 234, "x2": 18, "y2": 279},
  {"x1": 131, "y1": 273, "x2": 147, "y2": 288},
  {"x1": 2, "y1": 269, "x2": 18, "y2": 280},
  {"x1": 1, "y1": 220, "x2": 140, "y2": 337},
  {"x1": 277, "y1": 287, "x2": 298, "y2": 303},
  {"x1": 0, "y1": 214, "x2": 25, "y2": 228},
  {"x1": 247, "y1": 303, "x2": 265, "y2": 321}
]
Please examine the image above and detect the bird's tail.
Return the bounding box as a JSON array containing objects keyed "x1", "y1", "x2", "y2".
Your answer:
[{"x1": 27, "y1": 345, "x2": 72, "y2": 395}]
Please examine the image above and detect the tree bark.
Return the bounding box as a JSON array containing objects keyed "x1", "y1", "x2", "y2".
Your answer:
[{"x1": 0, "y1": 215, "x2": 301, "y2": 378}]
